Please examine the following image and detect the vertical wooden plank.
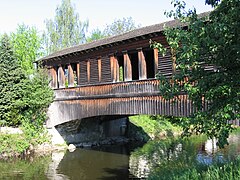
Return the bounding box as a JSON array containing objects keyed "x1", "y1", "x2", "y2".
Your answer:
[
  {"x1": 50, "y1": 67, "x2": 58, "y2": 89},
  {"x1": 137, "y1": 48, "x2": 147, "y2": 80},
  {"x1": 153, "y1": 48, "x2": 159, "y2": 77},
  {"x1": 115, "y1": 56, "x2": 119, "y2": 82},
  {"x1": 77, "y1": 63, "x2": 80, "y2": 85},
  {"x1": 68, "y1": 64, "x2": 74, "y2": 87},
  {"x1": 87, "y1": 60, "x2": 90, "y2": 83},
  {"x1": 58, "y1": 65, "x2": 65, "y2": 88},
  {"x1": 171, "y1": 48, "x2": 176, "y2": 75},
  {"x1": 123, "y1": 51, "x2": 132, "y2": 81},
  {"x1": 109, "y1": 54, "x2": 115, "y2": 82},
  {"x1": 98, "y1": 58, "x2": 101, "y2": 82}
]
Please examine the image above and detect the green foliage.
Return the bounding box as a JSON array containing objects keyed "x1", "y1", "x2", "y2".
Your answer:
[
  {"x1": 0, "y1": 34, "x2": 26, "y2": 126},
  {"x1": 151, "y1": 0, "x2": 240, "y2": 148},
  {"x1": 129, "y1": 115, "x2": 182, "y2": 139},
  {"x1": 16, "y1": 70, "x2": 53, "y2": 143},
  {"x1": 86, "y1": 28, "x2": 107, "y2": 42},
  {"x1": 11, "y1": 24, "x2": 42, "y2": 74},
  {"x1": 87, "y1": 17, "x2": 140, "y2": 42},
  {"x1": 103, "y1": 17, "x2": 140, "y2": 37},
  {"x1": 149, "y1": 158, "x2": 240, "y2": 180},
  {"x1": 131, "y1": 131, "x2": 240, "y2": 179},
  {"x1": 0, "y1": 133, "x2": 30, "y2": 154},
  {"x1": 43, "y1": 0, "x2": 89, "y2": 54}
]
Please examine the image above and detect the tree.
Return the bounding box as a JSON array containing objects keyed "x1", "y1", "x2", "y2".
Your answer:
[
  {"x1": 43, "y1": 0, "x2": 88, "y2": 54},
  {"x1": 0, "y1": 34, "x2": 53, "y2": 128},
  {"x1": 11, "y1": 24, "x2": 42, "y2": 74},
  {"x1": 152, "y1": 0, "x2": 239, "y2": 147},
  {"x1": 0, "y1": 34, "x2": 25, "y2": 126},
  {"x1": 103, "y1": 17, "x2": 140, "y2": 37},
  {"x1": 86, "y1": 28, "x2": 107, "y2": 42},
  {"x1": 87, "y1": 17, "x2": 140, "y2": 42}
]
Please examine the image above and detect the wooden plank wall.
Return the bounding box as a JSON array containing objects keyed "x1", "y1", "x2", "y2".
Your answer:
[{"x1": 158, "y1": 47, "x2": 173, "y2": 78}]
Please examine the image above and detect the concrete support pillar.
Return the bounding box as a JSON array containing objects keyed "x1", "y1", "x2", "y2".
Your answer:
[
  {"x1": 123, "y1": 51, "x2": 132, "y2": 81},
  {"x1": 68, "y1": 64, "x2": 74, "y2": 87},
  {"x1": 154, "y1": 48, "x2": 159, "y2": 77},
  {"x1": 58, "y1": 65, "x2": 65, "y2": 88},
  {"x1": 77, "y1": 63, "x2": 80, "y2": 85},
  {"x1": 98, "y1": 58, "x2": 101, "y2": 82},
  {"x1": 50, "y1": 67, "x2": 58, "y2": 89},
  {"x1": 137, "y1": 48, "x2": 147, "y2": 80}
]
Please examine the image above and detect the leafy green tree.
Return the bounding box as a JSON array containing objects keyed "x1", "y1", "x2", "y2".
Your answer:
[
  {"x1": 16, "y1": 70, "x2": 53, "y2": 142},
  {"x1": 11, "y1": 24, "x2": 42, "y2": 74},
  {"x1": 152, "y1": 0, "x2": 239, "y2": 147},
  {"x1": 87, "y1": 17, "x2": 140, "y2": 42},
  {"x1": 0, "y1": 34, "x2": 25, "y2": 126},
  {"x1": 0, "y1": 34, "x2": 53, "y2": 135},
  {"x1": 86, "y1": 28, "x2": 107, "y2": 42},
  {"x1": 104, "y1": 17, "x2": 140, "y2": 36},
  {"x1": 43, "y1": 0, "x2": 88, "y2": 54}
]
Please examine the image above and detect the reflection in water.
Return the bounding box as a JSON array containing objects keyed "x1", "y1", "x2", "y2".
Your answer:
[{"x1": 1, "y1": 132, "x2": 240, "y2": 179}]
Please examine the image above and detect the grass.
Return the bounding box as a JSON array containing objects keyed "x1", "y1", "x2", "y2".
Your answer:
[
  {"x1": 0, "y1": 133, "x2": 30, "y2": 155},
  {"x1": 148, "y1": 158, "x2": 240, "y2": 180},
  {"x1": 129, "y1": 115, "x2": 182, "y2": 140}
]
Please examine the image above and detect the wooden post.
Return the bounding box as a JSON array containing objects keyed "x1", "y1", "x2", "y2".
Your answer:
[
  {"x1": 77, "y1": 63, "x2": 80, "y2": 85},
  {"x1": 50, "y1": 66, "x2": 58, "y2": 89},
  {"x1": 123, "y1": 51, "x2": 132, "y2": 81},
  {"x1": 68, "y1": 64, "x2": 74, "y2": 87},
  {"x1": 98, "y1": 58, "x2": 101, "y2": 82},
  {"x1": 87, "y1": 60, "x2": 90, "y2": 83},
  {"x1": 110, "y1": 54, "x2": 118, "y2": 82},
  {"x1": 137, "y1": 48, "x2": 147, "y2": 80},
  {"x1": 154, "y1": 48, "x2": 159, "y2": 77},
  {"x1": 171, "y1": 48, "x2": 176, "y2": 74},
  {"x1": 115, "y1": 57, "x2": 119, "y2": 82},
  {"x1": 58, "y1": 65, "x2": 65, "y2": 88}
]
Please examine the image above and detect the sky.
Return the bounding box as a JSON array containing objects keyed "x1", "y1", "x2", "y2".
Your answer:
[{"x1": 0, "y1": 0, "x2": 213, "y2": 35}]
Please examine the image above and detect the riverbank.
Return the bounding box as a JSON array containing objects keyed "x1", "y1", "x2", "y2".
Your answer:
[
  {"x1": 0, "y1": 115, "x2": 181, "y2": 159},
  {"x1": 0, "y1": 127, "x2": 66, "y2": 160}
]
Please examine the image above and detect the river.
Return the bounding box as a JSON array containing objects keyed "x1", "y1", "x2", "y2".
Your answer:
[{"x1": 1, "y1": 131, "x2": 240, "y2": 179}]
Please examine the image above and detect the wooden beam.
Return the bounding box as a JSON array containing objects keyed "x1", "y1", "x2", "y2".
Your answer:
[
  {"x1": 68, "y1": 64, "x2": 74, "y2": 87},
  {"x1": 109, "y1": 54, "x2": 116, "y2": 82},
  {"x1": 137, "y1": 48, "x2": 147, "y2": 80},
  {"x1": 171, "y1": 48, "x2": 176, "y2": 74},
  {"x1": 98, "y1": 58, "x2": 101, "y2": 82},
  {"x1": 77, "y1": 63, "x2": 80, "y2": 85},
  {"x1": 154, "y1": 48, "x2": 159, "y2": 77},
  {"x1": 58, "y1": 65, "x2": 65, "y2": 88},
  {"x1": 50, "y1": 67, "x2": 58, "y2": 88},
  {"x1": 115, "y1": 56, "x2": 119, "y2": 82},
  {"x1": 87, "y1": 60, "x2": 90, "y2": 83},
  {"x1": 123, "y1": 51, "x2": 132, "y2": 81}
]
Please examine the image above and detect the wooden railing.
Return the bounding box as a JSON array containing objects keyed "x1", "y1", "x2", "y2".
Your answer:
[{"x1": 54, "y1": 79, "x2": 160, "y2": 100}]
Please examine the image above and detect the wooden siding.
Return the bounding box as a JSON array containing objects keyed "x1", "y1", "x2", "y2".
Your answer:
[
  {"x1": 158, "y1": 47, "x2": 173, "y2": 77},
  {"x1": 90, "y1": 59, "x2": 99, "y2": 84},
  {"x1": 101, "y1": 56, "x2": 112, "y2": 82},
  {"x1": 79, "y1": 61, "x2": 88, "y2": 85},
  {"x1": 49, "y1": 79, "x2": 198, "y2": 127}
]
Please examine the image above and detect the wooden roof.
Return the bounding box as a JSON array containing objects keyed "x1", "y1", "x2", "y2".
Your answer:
[{"x1": 38, "y1": 11, "x2": 210, "y2": 62}]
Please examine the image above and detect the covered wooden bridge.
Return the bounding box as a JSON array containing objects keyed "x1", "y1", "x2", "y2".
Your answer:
[{"x1": 38, "y1": 16, "x2": 206, "y2": 128}]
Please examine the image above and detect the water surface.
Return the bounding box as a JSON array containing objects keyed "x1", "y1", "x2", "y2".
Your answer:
[{"x1": 1, "y1": 132, "x2": 240, "y2": 179}]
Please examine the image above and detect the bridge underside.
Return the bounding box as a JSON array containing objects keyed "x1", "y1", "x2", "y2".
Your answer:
[{"x1": 47, "y1": 80, "x2": 196, "y2": 127}]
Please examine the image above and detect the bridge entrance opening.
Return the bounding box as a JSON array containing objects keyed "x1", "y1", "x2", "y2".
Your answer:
[
  {"x1": 129, "y1": 52, "x2": 139, "y2": 81},
  {"x1": 145, "y1": 49, "x2": 155, "y2": 79},
  {"x1": 117, "y1": 55, "x2": 124, "y2": 82}
]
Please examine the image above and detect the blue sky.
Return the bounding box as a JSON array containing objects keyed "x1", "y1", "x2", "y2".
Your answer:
[{"x1": 0, "y1": 0, "x2": 213, "y2": 34}]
